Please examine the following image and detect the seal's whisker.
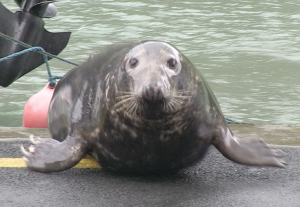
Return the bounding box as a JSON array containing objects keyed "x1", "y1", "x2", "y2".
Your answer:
[
  {"x1": 114, "y1": 97, "x2": 133, "y2": 106},
  {"x1": 126, "y1": 100, "x2": 137, "y2": 115},
  {"x1": 176, "y1": 89, "x2": 190, "y2": 92},
  {"x1": 136, "y1": 38, "x2": 146, "y2": 51},
  {"x1": 171, "y1": 95, "x2": 191, "y2": 99},
  {"x1": 116, "y1": 93, "x2": 135, "y2": 96},
  {"x1": 115, "y1": 95, "x2": 134, "y2": 100},
  {"x1": 116, "y1": 90, "x2": 134, "y2": 93},
  {"x1": 114, "y1": 97, "x2": 135, "y2": 108},
  {"x1": 117, "y1": 91, "x2": 133, "y2": 94},
  {"x1": 167, "y1": 101, "x2": 176, "y2": 112},
  {"x1": 117, "y1": 101, "x2": 134, "y2": 113},
  {"x1": 174, "y1": 93, "x2": 190, "y2": 97},
  {"x1": 175, "y1": 91, "x2": 192, "y2": 95},
  {"x1": 137, "y1": 37, "x2": 142, "y2": 45},
  {"x1": 160, "y1": 37, "x2": 170, "y2": 53},
  {"x1": 133, "y1": 101, "x2": 139, "y2": 115},
  {"x1": 116, "y1": 91, "x2": 135, "y2": 95},
  {"x1": 172, "y1": 89, "x2": 191, "y2": 94},
  {"x1": 134, "y1": 99, "x2": 143, "y2": 115},
  {"x1": 160, "y1": 42, "x2": 168, "y2": 53},
  {"x1": 115, "y1": 95, "x2": 135, "y2": 100},
  {"x1": 121, "y1": 98, "x2": 135, "y2": 108},
  {"x1": 163, "y1": 102, "x2": 167, "y2": 112},
  {"x1": 171, "y1": 99, "x2": 184, "y2": 106},
  {"x1": 133, "y1": 101, "x2": 140, "y2": 115},
  {"x1": 170, "y1": 102, "x2": 177, "y2": 112},
  {"x1": 122, "y1": 97, "x2": 136, "y2": 113},
  {"x1": 164, "y1": 102, "x2": 170, "y2": 112},
  {"x1": 138, "y1": 100, "x2": 144, "y2": 115},
  {"x1": 167, "y1": 104, "x2": 174, "y2": 113},
  {"x1": 170, "y1": 100, "x2": 181, "y2": 110}
]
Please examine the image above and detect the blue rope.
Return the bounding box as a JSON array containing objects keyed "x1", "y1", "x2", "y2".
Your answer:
[
  {"x1": 0, "y1": 32, "x2": 78, "y2": 66},
  {"x1": 0, "y1": 31, "x2": 80, "y2": 88},
  {"x1": 0, "y1": 46, "x2": 61, "y2": 88},
  {"x1": 225, "y1": 117, "x2": 250, "y2": 124},
  {"x1": 225, "y1": 117, "x2": 241, "y2": 124}
]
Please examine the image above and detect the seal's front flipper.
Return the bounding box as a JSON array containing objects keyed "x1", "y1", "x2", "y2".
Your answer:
[
  {"x1": 21, "y1": 135, "x2": 88, "y2": 172},
  {"x1": 213, "y1": 128, "x2": 286, "y2": 168}
]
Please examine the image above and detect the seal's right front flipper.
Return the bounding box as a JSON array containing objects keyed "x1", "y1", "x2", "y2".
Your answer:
[
  {"x1": 21, "y1": 135, "x2": 88, "y2": 173},
  {"x1": 213, "y1": 127, "x2": 287, "y2": 168}
]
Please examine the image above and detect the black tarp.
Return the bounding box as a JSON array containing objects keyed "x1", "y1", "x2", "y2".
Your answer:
[{"x1": 0, "y1": 1, "x2": 71, "y2": 87}]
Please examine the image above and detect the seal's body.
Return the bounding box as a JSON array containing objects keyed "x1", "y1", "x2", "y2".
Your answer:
[{"x1": 22, "y1": 41, "x2": 285, "y2": 173}]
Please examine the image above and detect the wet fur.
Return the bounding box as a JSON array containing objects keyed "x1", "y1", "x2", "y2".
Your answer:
[{"x1": 23, "y1": 41, "x2": 285, "y2": 173}]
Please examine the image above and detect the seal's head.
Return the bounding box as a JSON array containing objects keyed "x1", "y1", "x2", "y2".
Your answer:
[{"x1": 115, "y1": 41, "x2": 194, "y2": 119}]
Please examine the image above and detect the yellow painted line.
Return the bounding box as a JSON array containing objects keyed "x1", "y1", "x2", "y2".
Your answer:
[{"x1": 0, "y1": 158, "x2": 101, "y2": 169}]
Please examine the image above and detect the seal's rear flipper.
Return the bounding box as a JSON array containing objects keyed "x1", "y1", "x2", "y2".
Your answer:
[
  {"x1": 21, "y1": 135, "x2": 88, "y2": 172},
  {"x1": 213, "y1": 127, "x2": 287, "y2": 168},
  {"x1": 0, "y1": 1, "x2": 71, "y2": 87}
]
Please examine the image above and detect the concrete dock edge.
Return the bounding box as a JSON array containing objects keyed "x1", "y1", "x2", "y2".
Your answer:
[{"x1": 1, "y1": 124, "x2": 299, "y2": 146}]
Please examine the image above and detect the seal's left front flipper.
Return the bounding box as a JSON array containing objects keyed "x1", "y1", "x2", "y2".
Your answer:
[
  {"x1": 0, "y1": 1, "x2": 71, "y2": 87},
  {"x1": 213, "y1": 127, "x2": 287, "y2": 168},
  {"x1": 21, "y1": 135, "x2": 88, "y2": 173}
]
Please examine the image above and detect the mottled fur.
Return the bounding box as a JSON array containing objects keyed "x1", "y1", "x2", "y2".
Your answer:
[{"x1": 22, "y1": 41, "x2": 285, "y2": 173}]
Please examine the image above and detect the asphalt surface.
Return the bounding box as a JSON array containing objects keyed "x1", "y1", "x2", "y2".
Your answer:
[{"x1": 1, "y1": 139, "x2": 300, "y2": 207}]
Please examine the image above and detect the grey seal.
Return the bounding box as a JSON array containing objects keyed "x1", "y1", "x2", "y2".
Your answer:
[{"x1": 21, "y1": 41, "x2": 286, "y2": 173}]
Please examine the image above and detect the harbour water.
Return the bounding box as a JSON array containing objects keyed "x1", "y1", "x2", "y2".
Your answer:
[{"x1": 0, "y1": 0, "x2": 300, "y2": 126}]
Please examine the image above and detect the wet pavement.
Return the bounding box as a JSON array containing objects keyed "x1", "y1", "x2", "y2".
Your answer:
[
  {"x1": 1, "y1": 147, "x2": 300, "y2": 207},
  {"x1": 1, "y1": 133, "x2": 300, "y2": 207}
]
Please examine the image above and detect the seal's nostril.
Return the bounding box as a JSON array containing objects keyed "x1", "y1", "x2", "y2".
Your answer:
[
  {"x1": 154, "y1": 85, "x2": 160, "y2": 92},
  {"x1": 143, "y1": 84, "x2": 164, "y2": 102}
]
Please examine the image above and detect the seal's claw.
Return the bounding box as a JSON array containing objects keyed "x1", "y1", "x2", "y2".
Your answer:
[
  {"x1": 274, "y1": 148, "x2": 287, "y2": 158},
  {"x1": 274, "y1": 158, "x2": 287, "y2": 168},
  {"x1": 29, "y1": 135, "x2": 41, "y2": 145},
  {"x1": 21, "y1": 145, "x2": 30, "y2": 156},
  {"x1": 20, "y1": 135, "x2": 39, "y2": 167},
  {"x1": 276, "y1": 150, "x2": 288, "y2": 168},
  {"x1": 281, "y1": 161, "x2": 287, "y2": 168},
  {"x1": 267, "y1": 147, "x2": 287, "y2": 168},
  {"x1": 22, "y1": 156, "x2": 29, "y2": 163}
]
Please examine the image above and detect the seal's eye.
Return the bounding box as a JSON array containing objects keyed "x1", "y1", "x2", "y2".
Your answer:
[
  {"x1": 167, "y1": 58, "x2": 178, "y2": 69},
  {"x1": 129, "y1": 58, "x2": 138, "y2": 68}
]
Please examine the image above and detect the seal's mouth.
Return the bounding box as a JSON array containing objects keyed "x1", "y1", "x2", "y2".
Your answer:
[
  {"x1": 113, "y1": 88, "x2": 192, "y2": 120},
  {"x1": 142, "y1": 101, "x2": 166, "y2": 119},
  {"x1": 113, "y1": 91, "x2": 166, "y2": 118}
]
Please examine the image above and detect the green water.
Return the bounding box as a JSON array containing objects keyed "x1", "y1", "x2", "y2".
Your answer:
[{"x1": 1, "y1": 0, "x2": 300, "y2": 126}]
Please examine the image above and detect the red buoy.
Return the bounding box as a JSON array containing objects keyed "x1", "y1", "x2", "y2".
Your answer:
[{"x1": 23, "y1": 83, "x2": 56, "y2": 128}]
